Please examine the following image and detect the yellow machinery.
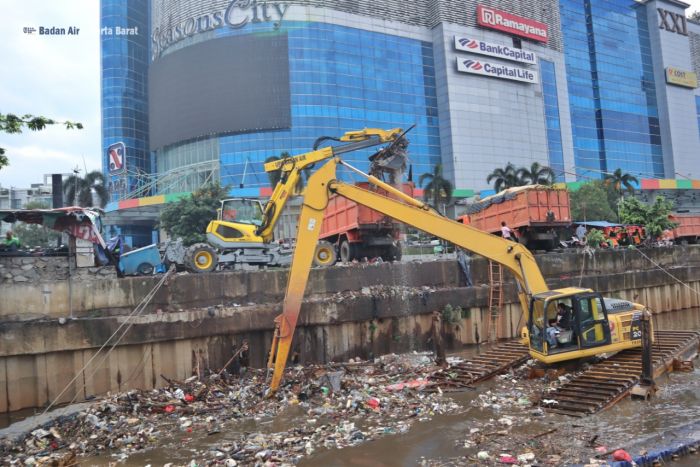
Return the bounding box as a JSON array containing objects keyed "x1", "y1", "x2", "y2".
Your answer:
[
  {"x1": 185, "y1": 128, "x2": 409, "y2": 272},
  {"x1": 264, "y1": 127, "x2": 651, "y2": 393}
]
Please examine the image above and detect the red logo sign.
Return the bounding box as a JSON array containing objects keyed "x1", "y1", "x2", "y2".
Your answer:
[{"x1": 477, "y1": 5, "x2": 548, "y2": 43}]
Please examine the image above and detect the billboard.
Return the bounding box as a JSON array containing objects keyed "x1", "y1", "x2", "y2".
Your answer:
[
  {"x1": 107, "y1": 142, "x2": 126, "y2": 174},
  {"x1": 476, "y1": 5, "x2": 548, "y2": 43},
  {"x1": 456, "y1": 57, "x2": 538, "y2": 84},
  {"x1": 149, "y1": 34, "x2": 291, "y2": 151},
  {"x1": 665, "y1": 67, "x2": 697, "y2": 88},
  {"x1": 454, "y1": 36, "x2": 537, "y2": 64}
]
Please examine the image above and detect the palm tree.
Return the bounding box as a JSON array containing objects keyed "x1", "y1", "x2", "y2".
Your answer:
[
  {"x1": 264, "y1": 155, "x2": 282, "y2": 188},
  {"x1": 63, "y1": 171, "x2": 109, "y2": 207},
  {"x1": 517, "y1": 162, "x2": 555, "y2": 185},
  {"x1": 486, "y1": 163, "x2": 523, "y2": 192},
  {"x1": 603, "y1": 168, "x2": 639, "y2": 197},
  {"x1": 419, "y1": 164, "x2": 453, "y2": 213}
]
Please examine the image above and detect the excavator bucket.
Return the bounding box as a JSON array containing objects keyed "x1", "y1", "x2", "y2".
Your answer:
[{"x1": 368, "y1": 135, "x2": 408, "y2": 183}]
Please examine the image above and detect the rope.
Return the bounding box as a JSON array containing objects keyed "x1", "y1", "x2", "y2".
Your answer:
[
  {"x1": 42, "y1": 266, "x2": 175, "y2": 415},
  {"x1": 633, "y1": 248, "x2": 700, "y2": 298}
]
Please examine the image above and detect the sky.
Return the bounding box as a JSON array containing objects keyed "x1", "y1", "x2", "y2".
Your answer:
[{"x1": 1, "y1": 0, "x2": 700, "y2": 188}]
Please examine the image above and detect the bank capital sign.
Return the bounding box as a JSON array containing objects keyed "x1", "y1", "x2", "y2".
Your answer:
[
  {"x1": 152, "y1": 0, "x2": 291, "y2": 59},
  {"x1": 457, "y1": 57, "x2": 538, "y2": 84},
  {"x1": 476, "y1": 5, "x2": 548, "y2": 43},
  {"x1": 454, "y1": 36, "x2": 537, "y2": 65}
]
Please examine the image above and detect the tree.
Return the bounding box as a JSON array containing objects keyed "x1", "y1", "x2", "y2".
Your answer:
[
  {"x1": 486, "y1": 163, "x2": 525, "y2": 192},
  {"x1": 159, "y1": 182, "x2": 229, "y2": 245},
  {"x1": 517, "y1": 162, "x2": 555, "y2": 185},
  {"x1": 419, "y1": 163, "x2": 453, "y2": 212},
  {"x1": 0, "y1": 113, "x2": 82, "y2": 170},
  {"x1": 11, "y1": 201, "x2": 62, "y2": 248},
  {"x1": 618, "y1": 196, "x2": 675, "y2": 240},
  {"x1": 604, "y1": 168, "x2": 638, "y2": 197},
  {"x1": 570, "y1": 181, "x2": 617, "y2": 222},
  {"x1": 689, "y1": 11, "x2": 700, "y2": 22},
  {"x1": 63, "y1": 171, "x2": 109, "y2": 207}
]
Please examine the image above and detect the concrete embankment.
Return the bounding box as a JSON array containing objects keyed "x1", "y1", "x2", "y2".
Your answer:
[{"x1": 1, "y1": 246, "x2": 700, "y2": 413}]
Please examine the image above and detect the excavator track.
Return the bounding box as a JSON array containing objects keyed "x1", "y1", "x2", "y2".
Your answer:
[
  {"x1": 427, "y1": 340, "x2": 529, "y2": 391},
  {"x1": 542, "y1": 330, "x2": 700, "y2": 417}
]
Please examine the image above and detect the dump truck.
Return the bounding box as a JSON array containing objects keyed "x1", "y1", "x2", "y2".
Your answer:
[
  {"x1": 457, "y1": 185, "x2": 571, "y2": 250},
  {"x1": 669, "y1": 213, "x2": 700, "y2": 243},
  {"x1": 319, "y1": 182, "x2": 413, "y2": 262}
]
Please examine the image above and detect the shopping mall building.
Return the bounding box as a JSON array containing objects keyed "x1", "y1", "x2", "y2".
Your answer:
[{"x1": 101, "y1": 0, "x2": 700, "y2": 245}]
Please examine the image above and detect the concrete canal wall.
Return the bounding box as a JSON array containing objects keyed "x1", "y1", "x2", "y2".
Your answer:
[{"x1": 2, "y1": 246, "x2": 700, "y2": 412}]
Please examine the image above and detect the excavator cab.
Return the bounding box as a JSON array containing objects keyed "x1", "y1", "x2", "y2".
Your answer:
[
  {"x1": 218, "y1": 198, "x2": 264, "y2": 225},
  {"x1": 527, "y1": 290, "x2": 612, "y2": 362}
]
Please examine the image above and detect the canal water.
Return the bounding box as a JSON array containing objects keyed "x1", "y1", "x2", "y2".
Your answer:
[{"x1": 6, "y1": 308, "x2": 700, "y2": 466}]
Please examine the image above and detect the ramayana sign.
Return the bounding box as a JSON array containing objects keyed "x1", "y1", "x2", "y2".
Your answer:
[
  {"x1": 151, "y1": 0, "x2": 291, "y2": 59},
  {"x1": 454, "y1": 36, "x2": 537, "y2": 65},
  {"x1": 476, "y1": 5, "x2": 548, "y2": 43},
  {"x1": 457, "y1": 57, "x2": 538, "y2": 84}
]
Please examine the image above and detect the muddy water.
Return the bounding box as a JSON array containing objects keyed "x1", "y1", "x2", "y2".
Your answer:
[{"x1": 16, "y1": 308, "x2": 700, "y2": 466}]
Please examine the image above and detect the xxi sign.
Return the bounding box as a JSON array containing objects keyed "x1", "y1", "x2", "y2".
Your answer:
[{"x1": 658, "y1": 8, "x2": 687, "y2": 36}]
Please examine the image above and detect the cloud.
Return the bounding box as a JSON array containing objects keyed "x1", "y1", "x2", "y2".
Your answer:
[{"x1": 0, "y1": 0, "x2": 100, "y2": 187}]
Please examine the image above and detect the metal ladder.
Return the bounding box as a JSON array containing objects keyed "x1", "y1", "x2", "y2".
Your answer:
[{"x1": 487, "y1": 261, "x2": 504, "y2": 342}]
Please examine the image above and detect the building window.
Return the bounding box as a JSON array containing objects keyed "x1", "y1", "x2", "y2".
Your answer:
[{"x1": 541, "y1": 60, "x2": 564, "y2": 181}]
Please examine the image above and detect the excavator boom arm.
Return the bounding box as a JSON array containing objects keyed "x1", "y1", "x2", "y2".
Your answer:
[
  {"x1": 267, "y1": 157, "x2": 549, "y2": 393},
  {"x1": 255, "y1": 128, "x2": 405, "y2": 241}
]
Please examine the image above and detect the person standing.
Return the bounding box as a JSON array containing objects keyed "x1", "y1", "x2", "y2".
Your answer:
[
  {"x1": 575, "y1": 224, "x2": 587, "y2": 242},
  {"x1": 500, "y1": 221, "x2": 514, "y2": 241}
]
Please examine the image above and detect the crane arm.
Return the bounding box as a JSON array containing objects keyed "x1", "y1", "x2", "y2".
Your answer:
[
  {"x1": 267, "y1": 157, "x2": 549, "y2": 393},
  {"x1": 255, "y1": 128, "x2": 405, "y2": 242}
]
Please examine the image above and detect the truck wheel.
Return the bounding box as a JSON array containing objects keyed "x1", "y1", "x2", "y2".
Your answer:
[
  {"x1": 136, "y1": 262, "x2": 154, "y2": 275},
  {"x1": 185, "y1": 243, "x2": 218, "y2": 273},
  {"x1": 314, "y1": 241, "x2": 337, "y2": 267},
  {"x1": 339, "y1": 240, "x2": 355, "y2": 263}
]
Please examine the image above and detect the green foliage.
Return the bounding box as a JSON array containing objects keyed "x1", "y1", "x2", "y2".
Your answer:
[
  {"x1": 420, "y1": 163, "x2": 453, "y2": 212},
  {"x1": 63, "y1": 171, "x2": 109, "y2": 207},
  {"x1": 585, "y1": 229, "x2": 605, "y2": 248},
  {"x1": 517, "y1": 162, "x2": 555, "y2": 185},
  {"x1": 0, "y1": 113, "x2": 82, "y2": 170},
  {"x1": 10, "y1": 201, "x2": 62, "y2": 248},
  {"x1": 619, "y1": 196, "x2": 676, "y2": 239},
  {"x1": 486, "y1": 163, "x2": 522, "y2": 192},
  {"x1": 159, "y1": 183, "x2": 229, "y2": 246},
  {"x1": 441, "y1": 304, "x2": 464, "y2": 325},
  {"x1": 689, "y1": 11, "x2": 700, "y2": 22},
  {"x1": 570, "y1": 180, "x2": 617, "y2": 222},
  {"x1": 486, "y1": 162, "x2": 555, "y2": 192},
  {"x1": 604, "y1": 168, "x2": 638, "y2": 196}
]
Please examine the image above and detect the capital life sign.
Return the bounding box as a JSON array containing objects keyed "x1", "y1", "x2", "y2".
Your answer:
[
  {"x1": 454, "y1": 36, "x2": 537, "y2": 65},
  {"x1": 456, "y1": 57, "x2": 538, "y2": 84}
]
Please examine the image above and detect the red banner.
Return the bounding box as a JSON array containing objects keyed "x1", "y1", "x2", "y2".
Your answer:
[{"x1": 477, "y1": 5, "x2": 548, "y2": 43}]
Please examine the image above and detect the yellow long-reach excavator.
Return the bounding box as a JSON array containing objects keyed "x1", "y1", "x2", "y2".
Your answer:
[{"x1": 262, "y1": 127, "x2": 651, "y2": 394}]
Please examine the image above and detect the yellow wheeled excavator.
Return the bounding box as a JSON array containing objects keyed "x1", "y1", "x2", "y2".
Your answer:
[
  {"x1": 184, "y1": 128, "x2": 410, "y2": 272},
  {"x1": 263, "y1": 127, "x2": 652, "y2": 394}
]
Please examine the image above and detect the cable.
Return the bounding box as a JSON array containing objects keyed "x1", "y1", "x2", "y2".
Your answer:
[
  {"x1": 633, "y1": 247, "x2": 700, "y2": 299},
  {"x1": 41, "y1": 267, "x2": 175, "y2": 415}
]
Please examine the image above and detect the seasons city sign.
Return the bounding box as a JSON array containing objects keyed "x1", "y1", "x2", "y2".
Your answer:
[
  {"x1": 476, "y1": 5, "x2": 548, "y2": 43},
  {"x1": 454, "y1": 36, "x2": 537, "y2": 65},
  {"x1": 457, "y1": 57, "x2": 538, "y2": 84},
  {"x1": 151, "y1": 0, "x2": 291, "y2": 58},
  {"x1": 666, "y1": 67, "x2": 698, "y2": 88}
]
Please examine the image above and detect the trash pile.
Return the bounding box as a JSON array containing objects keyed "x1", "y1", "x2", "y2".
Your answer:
[{"x1": 0, "y1": 353, "x2": 463, "y2": 466}]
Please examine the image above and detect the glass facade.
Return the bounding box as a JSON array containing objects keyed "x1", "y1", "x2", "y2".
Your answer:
[
  {"x1": 559, "y1": 0, "x2": 663, "y2": 180},
  {"x1": 153, "y1": 21, "x2": 441, "y2": 192},
  {"x1": 541, "y1": 60, "x2": 565, "y2": 181},
  {"x1": 101, "y1": 0, "x2": 150, "y2": 201},
  {"x1": 696, "y1": 96, "x2": 700, "y2": 143}
]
